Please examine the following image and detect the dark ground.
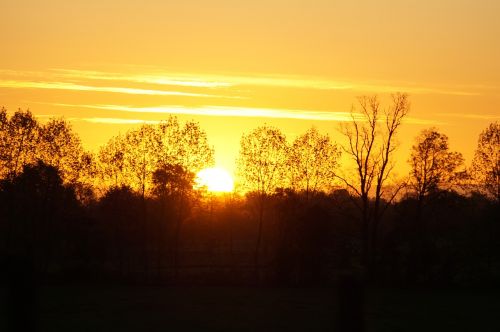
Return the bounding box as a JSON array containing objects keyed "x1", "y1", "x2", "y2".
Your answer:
[{"x1": 1, "y1": 285, "x2": 499, "y2": 331}]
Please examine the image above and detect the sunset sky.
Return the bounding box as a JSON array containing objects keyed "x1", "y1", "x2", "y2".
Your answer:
[{"x1": 1, "y1": 0, "x2": 499, "y2": 176}]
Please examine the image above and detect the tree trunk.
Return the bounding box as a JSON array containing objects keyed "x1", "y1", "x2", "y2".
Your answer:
[
  {"x1": 361, "y1": 195, "x2": 370, "y2": 271},
  {"x1": 254, "y1": 196, "x2": 265, "y2": 282}
]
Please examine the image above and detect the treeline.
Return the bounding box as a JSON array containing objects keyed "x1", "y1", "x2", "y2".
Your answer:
[
  {"x1": 0, "y1": 107, "x2": 214, "y2": 199},
  {"x1": 0, "y1": 95, "x2": 498, "y2": 286}
]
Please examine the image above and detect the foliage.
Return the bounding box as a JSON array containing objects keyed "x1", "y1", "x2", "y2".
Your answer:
[
  {"x1": 0, "y1": 108, "x2": 39, "y2": 178},
  {"x1": 288, "y1": 127, "x2": 341, "y2": 196},
  {"x1": 152, "y1": 164, "x2": 195, "y2": 199},
  {"x1": 409, "y1": 128, "x2": 465, "y2": 201},
  {"x1": 471, "y1": 122, "x2": 499, "y2": 201},
  {"x1": 236, "y1": 125, "x2": 289, "y2": 195},
  {"x1": 97, "y1": 116, "x2": 214, "y2": 196},
  {"x1": 0, "y1": 109, "x2": 95, "y2": 199}
]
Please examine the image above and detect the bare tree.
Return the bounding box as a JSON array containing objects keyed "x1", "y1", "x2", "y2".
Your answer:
[
  {"x1": 471, "y1": 122, "x2": 499, "y2": 202},
  {"x1": 338, "y1": 93, "x2": 410, "y2": 270}
]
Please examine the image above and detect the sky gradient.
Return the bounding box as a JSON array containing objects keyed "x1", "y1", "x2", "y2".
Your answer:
[{"x1": 1, "y1": 0, "x2": 499, "y2": 175}]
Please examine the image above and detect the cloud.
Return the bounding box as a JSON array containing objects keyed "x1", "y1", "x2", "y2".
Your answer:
[
  {"x1": 34, "y1": 113, "x2": 161, "y2": 125},
  {"x1": 47, "y1": 102, "x2": 439, "y2": 125},
  {"x1": 79, "y1": 117, "x2": 161, "y2": 124},
  {"x1": 1, "y1": 68, "x2": 488, "y2": 97},
  {"x1": 51, "y1": 103, "x2": 359, "y2": 121},
  {"x1": 53, "y1": 69, "x2": 233, "y2": 88},
  {"x1": 49, "y1": 68, "x2": 483, "y2": 96},
  {"x1": 435, "y1": 112, "x2": 500, "y2": 120},
  {"x1": 0, "y1": 79, "x2": 241, "y2": 99}
]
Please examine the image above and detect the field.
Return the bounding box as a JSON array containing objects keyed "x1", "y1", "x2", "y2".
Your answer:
[{"x1": 1, "y1": 285, "x2": 499, "y2": 331}]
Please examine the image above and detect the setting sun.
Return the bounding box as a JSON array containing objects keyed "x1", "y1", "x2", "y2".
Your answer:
[{"x1": 195, "y1": 167, "x2": 234, "y2": 193}]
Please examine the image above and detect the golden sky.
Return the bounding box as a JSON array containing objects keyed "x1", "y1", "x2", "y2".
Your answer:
[{"x1": 1, "y1": 0, "x2": 499, "y2": 175}]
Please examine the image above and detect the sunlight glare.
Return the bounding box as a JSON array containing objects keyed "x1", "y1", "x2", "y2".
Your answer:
[{"x1": 195, "y1": 167, "x2": 234, "y2": 193}]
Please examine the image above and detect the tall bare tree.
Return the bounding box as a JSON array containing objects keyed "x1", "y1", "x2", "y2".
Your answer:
[{"x1": 338, "y1": 93, "x2": 410, "y2": 270}]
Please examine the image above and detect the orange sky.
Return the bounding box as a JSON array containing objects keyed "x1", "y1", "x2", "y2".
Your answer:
[{"x1": 1, "y1": 0, "x2": 499, "y2": 176}]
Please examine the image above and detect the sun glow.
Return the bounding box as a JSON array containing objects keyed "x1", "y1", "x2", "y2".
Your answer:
[{"x1": 195, "y1": 167, "x2": 234, "y2": 193}]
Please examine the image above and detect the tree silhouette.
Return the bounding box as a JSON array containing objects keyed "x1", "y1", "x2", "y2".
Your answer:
[
  {"x1": 0, "y1": 107, "x2": 8, "y2": 174},
  {"x1": 237, "y1": 125, "x2": 289, "y2": 194},
  {"x1": 152, "y1": 164, "x2": 196, "y2": 280},
  {"x1": 409, "y1": 128, "x2": 464, "y2": 204},
  {"x1": 0, "y1": 161, "x2": 77, "y2": 274},
  {"x1": 97, "y1": 116, "x2": 214, "y2": 196},
  {"x1": 37, "y1": 118, "x2": 97, "y2": 204},
  {"x1": 37, "y1": 118, "x2": 85, "y2": 183},
  {"x1": 0, "y1": 109, "x2": 39, "y2": 178},
  {"x1": 236, "y1": 125, "x2": 289, "y2": 278},
  {"x1": 176, "y1": 120, "x2": 215, "y2": 173},
  {"x1": 288, "y1": 127, "x2": 341, "y2": 198},
  {"x1": 98, "y1": 134, "x2": 127, "y2": 190},
  {"x1": 125, "y1": 124, "x2": 157, "y2": 199},
  {"x1": 98, "y1": 185, "x2": 141, "y2": 277},
  {"x1": 338, "y1": 93, "x2": 409, "y2": 271},
  {"x1": 407, "y1": 128, "x2": 465, "y2": 282},
  {"x1": 0, "y1": 110, "x2": 96, "y2": 204},
  {"x1": 471, "y1": 122, "x2": 499, "y2": 202}
]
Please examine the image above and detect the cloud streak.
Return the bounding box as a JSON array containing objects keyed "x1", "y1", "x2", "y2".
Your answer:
[
  {"x1": 53, "y1": 69, "x2": 233, "y2": 88},
  {"x1": 2, "y1": 68, "x2": 484, "y2": 97},
  {"x1": 436, "y1": 112, "x2": 500, "y2": 121},
  {"x1": 0, "y1": 79, "x2": 241, "y2": 99},
  {"x1": 47, "y1": 102, "x2": 440, "y2": 125},
  {"x1": 49, "y1": 68, "x2": 483, "y2": 96}
]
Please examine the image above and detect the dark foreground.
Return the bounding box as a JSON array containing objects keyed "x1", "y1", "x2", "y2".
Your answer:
[{"x1": 1, "y1": 285, "x2": 499, "y2": 331}]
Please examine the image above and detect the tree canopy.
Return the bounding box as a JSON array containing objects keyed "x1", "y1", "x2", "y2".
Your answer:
[
  {"x1": 471, "y1": 122, "x2": 499, "y2": 201},
  {"x1": 409, "y1": 128, "x2": 464, "y2": 201}
]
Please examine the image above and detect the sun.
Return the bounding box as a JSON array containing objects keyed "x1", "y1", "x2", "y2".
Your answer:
[{"x1": 195, "y1": 167, "x2": 234, "y2": 193}]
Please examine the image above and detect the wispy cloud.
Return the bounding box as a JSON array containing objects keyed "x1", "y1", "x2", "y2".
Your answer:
[
  {"x1": 46, "y1": 102, "x2": 440, "y2": 125},
  {"x1": 436, "y1": 112, "x2": 500, "y2": 120},
  {"x1": 0, "y1": 79, "x2": 241, "y2": 99},
  {"x1": 51, "y1": 103, "x2": 358, "y2": 121},
  {"x1": 1, "y1": 68, "x2": 488, "y2": 97},
  {"x1": 53, "y1": 69, "x2": 233, "y2": 88},
  {"x1": 79, "y1": 117, "x2": 161, "y2": 125},
  {"x1": 34, "y1": 113, "x2": 161, "y2": 125},
  {"x1": 49, "y1": 68, "x2": 483, "y2": 96}
]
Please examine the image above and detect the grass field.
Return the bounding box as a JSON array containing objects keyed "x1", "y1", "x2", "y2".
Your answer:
[{"x1": 1, "y1": 285, "x2": 499, "y2": 331}]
